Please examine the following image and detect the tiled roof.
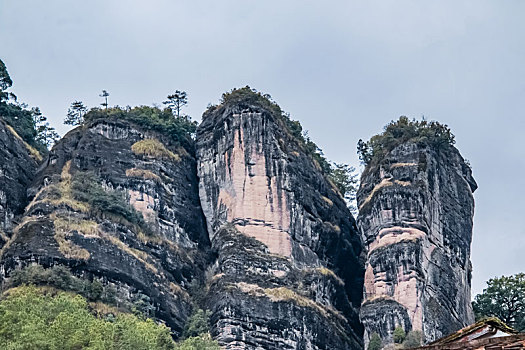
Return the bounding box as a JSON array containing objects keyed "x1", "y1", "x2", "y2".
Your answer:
[
  {"x1": 413, "y1": 318, "x2": 523, "y2": 350},
  {"x1": 429, "y1": 317, "x2": 518, "y2": 346},
  {"x1": 415, "y1": 334, "x2": 525, "y2": 350}
]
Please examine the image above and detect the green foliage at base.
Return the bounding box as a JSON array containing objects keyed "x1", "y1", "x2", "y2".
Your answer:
[
  {"x1": 7, "y1": 265, "x2": 115, "y2": 304},
  {"x1": 175, "y1": 333, "x2": 220, "y2": 350},
  {"x1": 357, "y1": 116, "x2": 456, "y2": 166},
  {"x1": 83, "y1": 106, "x2": 197, "y2": 147},
  {"x1": 6, "y1": 265, "x2": 156, "y2": 318},
  {"x1": 393, "y1": 326, "x2": 406, "y2": 344},
  {"x1": 473, "y1": 273, "x2": 525, "y2": 331},
  {"x1": 368, "y1": 332, "x2": 383, "y2": 350},
  {"x1": 0, "y1": 285, "x2": 174, "y2": 350},
  {"x1": 182, "y1": 309, "x2": 211, "y2": 339}
]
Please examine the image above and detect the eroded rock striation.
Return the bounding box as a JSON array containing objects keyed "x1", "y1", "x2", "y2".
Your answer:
[
  {"x1": 197, "y1": 94, "x2": 364, "y2": 349},
  {"x1": 0, "y1": 91, "x2": 480, "y2": 349},
  {"x1": 0, "y1": 118, "x2": 209, "y2": 335},
  {"x1": 0, "y1": 118, "x2": 39, "y2": 247},
  {"x1": 357, "y1": 140, "x2": 477, "y2": 345}
]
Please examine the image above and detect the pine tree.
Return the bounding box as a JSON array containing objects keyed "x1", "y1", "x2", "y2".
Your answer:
[
  {"x1": 0, "y1": 58, "x2": 16, "y2": 102},
  {"x1": 99, "y1": 90, "x2": 109, "y2": 111},
  {"x1": 368, "y1": 333, "x2": 383, "y2": 350},
  {"x1": 32, "y1": 107, "x2": 59, "y2": 148},
  {"x1": 64, "y1": 101, "x2": 87, "y2": 126},
  {"x1": 163, "y1": 90, "x2": 188, "y2": 118}
]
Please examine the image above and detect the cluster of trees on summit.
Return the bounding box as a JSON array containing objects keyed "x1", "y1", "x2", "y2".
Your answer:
[{"x1": 0, "y1": 59, "x2": 59, "y2": 152}]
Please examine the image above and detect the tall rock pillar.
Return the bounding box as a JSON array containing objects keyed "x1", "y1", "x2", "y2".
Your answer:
[
  {"x1": 197, "y1": 89, "x2": 364, "y2": 349},
  {"x1": 357, "y1": 133, "x2": 477, "y2": 345}
]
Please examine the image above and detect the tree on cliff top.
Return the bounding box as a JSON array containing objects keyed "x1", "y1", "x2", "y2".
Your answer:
[
  {"x1": 0, "y1": 59, "x2": 13, "y2": 102},
  {"x1": 163, "y1": 90, "x2": 188, "y2": 118},
  {"x1": 99, "y1": 90, "x2": 109, "y2": 111},
  {"x1": 0, "y1": 58, "x2": 56, "y2": 153},
  {"x1": 473, "y1": 273, "x2": 525, "y2": 331},
  {"x1": 357, "y1": 116, "x2": 456, "y2": 166},
  {"x1": 64, "y1": 101, "x2": 87, "y2": 126}
]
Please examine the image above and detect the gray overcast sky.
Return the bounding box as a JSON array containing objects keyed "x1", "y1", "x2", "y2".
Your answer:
[{"x1": 1, "y1": 1, "x2": 524, "y2": 296}]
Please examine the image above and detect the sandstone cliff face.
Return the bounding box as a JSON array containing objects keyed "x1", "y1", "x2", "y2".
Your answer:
[
  {"x1": 357, "y1": 141, "x2": 477, "y2": 345},
  {"x1": 197, "y1": 100, "x2": 364, "y2": 349},
  {"x1": 0, "y1": 118, "x2": 39, "y2": 246},
  {"x1": 0, "y1": 118, "x2": 209, "y2": 335}
]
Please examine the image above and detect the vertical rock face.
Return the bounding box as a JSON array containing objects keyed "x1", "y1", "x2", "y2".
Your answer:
[
  {"x1": 0, "y1": 118, "x2": 39, "y2": 246},
  {"x1": 0, "y1": 118, "x2": 209, "y2": 334},
  {"x1": 357, "y1": 141, "x2": 477, "y2": 344},
  {"x1": 197, "y1": 96, "x2": 364, "y2": 349}
]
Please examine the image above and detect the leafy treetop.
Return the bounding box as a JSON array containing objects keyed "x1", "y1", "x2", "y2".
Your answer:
[
  {"x1": 163, "y1": 91, "x2": 188, "y2": 118},
  {"x1": 0, "y1": 58, "x2": 58, "y2": 153},
  {"x1": 64, "y1": 101, "x2": 87, "y2": 126},
  {"x1": 357, "y1": 116, "x2": 456, "y2": 166},
  {"x1": 0, "y1": 59, "x2": 13, "y2": 101},
  {"x1": 473, "y1": 273, "x2": 525, "y2": 331}
]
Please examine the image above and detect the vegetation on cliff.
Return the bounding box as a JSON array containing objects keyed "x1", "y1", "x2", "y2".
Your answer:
[
  {"x1": 368, "y1": 329, "x2": 422, "y2": 350},
  {"x1": 473, "y1": 273, "x2": 525, "y2": 331},
  {"x1": 83, "y1": 106, "x2": 197, "y2": 148},
  {"x1": 357, "y1": 116, "x2": 456, "y2": 166},
  {"x1": 0, "y1": 58, "x2": 58, "y2": 154},
  {"x1": 70, "y1": 171, "x2": 147, "y2": 229}
]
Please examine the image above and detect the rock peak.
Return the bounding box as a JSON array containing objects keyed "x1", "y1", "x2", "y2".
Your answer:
[{"x1": 357, "y1": 120, "x2": 476, "y2": 346}]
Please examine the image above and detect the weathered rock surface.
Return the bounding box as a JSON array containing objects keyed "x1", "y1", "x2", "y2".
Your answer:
[
  {"x1": 197, "y1": 100, "x2": 364, "y2": 349},
  {"x1": 0, "y1": 118, "x2": 210, "y2": 335},
  {"x1": 357, "y1": 141, "x2": 477, "y2": 345},
  {"x1": 0, "y1": 118, "x2": 39, "y2": 246}
]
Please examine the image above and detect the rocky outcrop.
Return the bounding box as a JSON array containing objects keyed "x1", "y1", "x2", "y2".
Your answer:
[
  {"x1": 0, "y1": 118, "x2": 39, "y2": 247},
  {"x1": 0, "y1": 118, "x2": 209, "y2": 335},
  {"x1": 197, "y1": 96, "x2": 364, "y2": 349},
  {"x1": 357, "y1": 141, "x2": 477, "y2": 345}
]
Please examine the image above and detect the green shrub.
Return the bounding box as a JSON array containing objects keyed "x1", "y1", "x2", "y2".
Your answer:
[
  {"x1": 368, "y1": 332, "x2": 383, "y2": 350},
  {"x1": 0, "y1": 103, "x2": 49, "y2": 154},
  {"x1": 0, "y1": 285, "x2": 174, "y2": 350},
  {"x1": 175, "y1": 333, "x2": 220, "y2": 350},
  {"x1": 402, "y1": 330, "x2": 422, "y2": 349},
  {"x1": 393, "y1": 326, "x2": 406, "y2": 344},
  {"x1": 358, "y1": 116, "x2": 456, "y2": 166},
  {"x1": 183, "y1": 308, "x2": 211, "y2": 339}
]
